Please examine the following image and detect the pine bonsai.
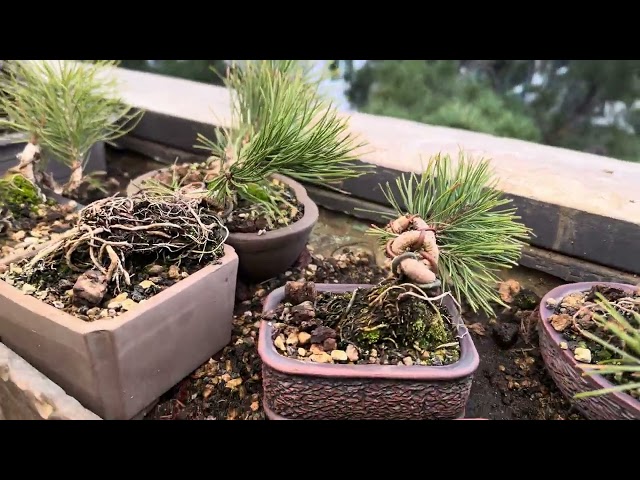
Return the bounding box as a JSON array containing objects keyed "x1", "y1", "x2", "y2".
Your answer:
[
  {"x1": 269, "y1": 152, "x2": 531, "y2": 367},
  {"x1": 141, "y1": 60, "x2": 371, "y2": 232},
  {"x1": 0, "y1": 60, "x2": 143, "y2": 199}
]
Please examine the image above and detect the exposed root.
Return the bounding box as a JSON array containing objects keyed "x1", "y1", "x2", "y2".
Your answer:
[
  {"x1": 384, "y1": 214, "x2": 440, "y2": 286},
  {"x1": 24, "y1": 190, "x2": 229, "y2": 292}
]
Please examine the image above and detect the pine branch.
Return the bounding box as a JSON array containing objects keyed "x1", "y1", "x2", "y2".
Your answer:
[{"x1": 197, "y1": 60, "x2": 372, "y2": 220}]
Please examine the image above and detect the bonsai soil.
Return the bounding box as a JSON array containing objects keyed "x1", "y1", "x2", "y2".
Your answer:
[
  {"x1": 146, "y1": 162, "x2": 304, "y2": 234},
  {"x1": 544, "y1": 284, "x2": 640, "y2": 400},
  {"x1": 266, "y1": 282, "x2": 461, "y2": 367}
]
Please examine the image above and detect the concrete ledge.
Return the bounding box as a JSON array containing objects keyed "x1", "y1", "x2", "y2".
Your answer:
[{"x1": 0, "y1": 343, "x2": 101, "y2": 420}]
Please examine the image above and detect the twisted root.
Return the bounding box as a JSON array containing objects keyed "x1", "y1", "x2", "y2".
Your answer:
[
  {"x1": 25, "y1": 191, "x2": 229, "y2": 290},
  {"x1": 385, "y1": 214, "x2": 439, "y2": 287}
]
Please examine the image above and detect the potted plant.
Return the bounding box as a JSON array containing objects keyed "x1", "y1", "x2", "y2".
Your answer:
[
  {"x1": 0, "y1": 60, "x2": 143, "y2": 258},
  {"x1": 127, "y1": 60, "x2": 371, "y2": 280},
  {"x1": 0, "y1": 189, "x2": 239, "y2": 419},
  {"x1": 539, "y1": 281, "x2": 640, "y2": 420},
  {"x1": 258, "y1": 153, "x2": 532, "y2": 420},
  {"x1": 0, "y1": 60, "x2": 142, "y2": 200}
]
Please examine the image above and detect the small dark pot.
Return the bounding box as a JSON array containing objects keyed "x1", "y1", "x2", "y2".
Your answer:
[
  {"x1": 538, "y1": 281, "x2": 640, "y2": 420},
  {"x1": 127, "y1": 169, "x2": 319, "y2": 281},
  {"x1": 259, "y1": 283, "x2": 480, "y2": 420}
]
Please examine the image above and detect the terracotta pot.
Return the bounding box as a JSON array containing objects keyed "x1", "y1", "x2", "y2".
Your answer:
[
  {"x1": 259, "y1": 283, "x2": 480, "y2": 420},
  {"x1": 0, "y1": 242, "x2": 239, "y2": 420},
  {"x1": 538, "y1": 281, "x2": 640, "y2": 420},
  {"x1": 127, "y1": 169, "x2": 319, "y2": 281}
]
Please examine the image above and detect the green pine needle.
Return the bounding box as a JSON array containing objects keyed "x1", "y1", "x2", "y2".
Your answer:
[
  {"x1": 195, "y1": 60, "x2": 372, "y2": 220},
  {"x1": 0, "y1": 60, "x2": 143, "y2": 174},
  {"x1": 367, "y1": 151, "x2": 532, "y2": 317}
]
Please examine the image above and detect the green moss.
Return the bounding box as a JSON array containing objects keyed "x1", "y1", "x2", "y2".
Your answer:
[
  {"x1": 358, "y1": 328, "x2": 381, "y2": 345},
  {"x1": 0, "y1": 174, "x2": 42, "y2": 215},
  {"x1": 424, "y1": 311, "x2": 450, "y2": 347}
]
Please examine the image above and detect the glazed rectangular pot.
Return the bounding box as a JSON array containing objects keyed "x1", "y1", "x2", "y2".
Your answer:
[
  {"x1": 259, "y1": 283, "x2": 480, "y2": 420},
  {"x1": 0, "y1": 243, "x2": 239, "y2": 420},
  {"x1": 539, "y1": 281, "x2": 640, "y2": 420},
  {"x1": 127, "y1": 170, "x2": 319, "y2": 282}
]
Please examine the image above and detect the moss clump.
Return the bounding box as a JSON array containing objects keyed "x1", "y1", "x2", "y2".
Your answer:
[{"x1": 0, "y1": 174, "x2": 43, "y2": 215}]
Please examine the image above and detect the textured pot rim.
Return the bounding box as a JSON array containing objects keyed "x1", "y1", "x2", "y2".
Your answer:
[
  {"x1": 126, "y1": 168, "x2": 319, "y2": 245},
  {"x1": 0, "y1": 241, "x2": 238, "y2": 334},
  {"x1": 539, "y1": 281, "x2": 640, "y2": 410},
  {"x1": 258, "y1": 283, "x2": 480, "y2": 380}
]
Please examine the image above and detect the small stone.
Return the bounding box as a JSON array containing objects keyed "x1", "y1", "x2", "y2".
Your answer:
[
  {"x1": 225, "y1": 378, "x2": 243, "y2": 389},
  {"x1": 23, "y1": 237, "x2": 39, "y2": 245},
  {"x1": 574, "y1": 347, "x2": 592, "y2": 363},
  {"x1": 323, "y1": 338, "x2": 337, "y2": 351},
  {"x1": 255, "y1": 289, "x2": 266, "y2": 298},
  {"x1": 550, "y1": 314, "x2": 572, "y2": 332},
  {"x1": 148, "y1": 264, "x2": 164, "y2": 274},
  {"x1": 298, "y1": 332, "x2": 311, "y2": 345},
  {"x1": 559, "y1": 342, "x2": 568, "y2": 350},
  {"x1": 139, "y1": 280, "x2": 156, "y2": 289},
  {"x1": 274, "y1": 335, "x2": 286, "y2": 352},
  {"x1": 498, "y1": 279, "x2": 521, "y2": 303},
  {"x1": 53, "y1": 301, "x2": 65, "y2": 309},
  {"x1": 284, "y1": 281, "x2": 317, "y2": 305},
  {"x1": 492, "y1": 323, "x2": 520, "y2": 349},
  {"x1": 114, "y1": 292, "x2": 128, "y2": 302},
  {"x1": 11, "y1": 230, "x2": 26, "y2": 241},
  {"x1": 402, "y1": 356, "x2": 414, "y2": 366},
  {"x1": 181, "y1": 271, "x2": 189, "y2": 278},
  {"x1": 107, "y1": 301, "x2": 121, "y2": 310},
  {"x1": 168, "y1": 265, "x2": 180, "y2": 279},
  {"x1": 346, "y1": 344, "x2": 359, "y2": 362},
  {"x1": 286, "y1": 332, "x2": 299, "y2": 346},
  {"x1": 370, "y1": 349, "x2": 378, "y2": 358},
  {"x1": 121, "y1": 299, "x2": 138, "y2": 311},
  {"x1": 310, "y1": 352, "x2": 333, "y2": 363},
  {"x1": 108, "y1": 309, "x2": 117, "y2": 317},
  {"x1": 291, "y1": 301, "x2": 315, "y2": 324},
  {"x1": 87, "y1": 307, "x2": 101, "y2": 317},
  {"x1": 21, "y1": 283, "x2": 36, "y2": 294},
  {"x1": 72, "y1": 270, "x2": 108, "y2": 305},
  {"x1": 297, "y1": 348, "x2": 307, "y2": 357},
  {"x1": 310, "y1": 325, "x2": 337, "y2": 344},
  {"x1": 10, "y1": 265, "x2": 23, "y2": 274},
  {"x1": 310, "y1": 344, "x2": 325, "y2": 355},
  {"x1": 498, "y1": 365, "x2": 506, "y2": 372},
  {"x1": 331, "y1": 350, "x2": 348, "y2": 362},
  {"x1": 99, "y1": 309, "x2": 110, "y2": 318}
]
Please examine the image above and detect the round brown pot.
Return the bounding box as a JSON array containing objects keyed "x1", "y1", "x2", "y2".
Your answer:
[
  {"x1": 126, "y1": 169, "x2": 319, "y2": 281},
  {"x1": 259, "y1": 283, "x2": 480, "y2": 420},
  {"x1": 538, "y1": 281, "x2": 640, "y2": 420}
]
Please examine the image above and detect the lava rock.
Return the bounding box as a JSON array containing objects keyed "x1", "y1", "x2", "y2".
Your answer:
[
  {"x1": 512, "y1": 289, "x2": 541, "y2": 310},
  {"x1": 492, "y1": 323, "x2": 520, "y2": 349},
  {"x1": 284, "y1": 280, "x2": 317, "y2": 305},
  {"x1": 72, "y1": 270, "x2": 107, "y2": 306},
  {"x1": 291, "y1": 301, "x2": 315, "y2": 324},
  {"x1": 310, "y1": 326, "x2": 337, "y2": 344}
]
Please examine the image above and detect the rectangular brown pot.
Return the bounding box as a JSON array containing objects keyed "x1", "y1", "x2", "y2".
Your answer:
[
  {"x1": 259, "y1": 284, "x2": 480, "y2": 420},
  {"x1": 0, "y1": 243, "x2": 238, "y2": 420}
]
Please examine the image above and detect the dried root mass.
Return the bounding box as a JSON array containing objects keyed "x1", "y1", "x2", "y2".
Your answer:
[{"x1": 24, "y1": 191, "x2": 229, "y2": 290}]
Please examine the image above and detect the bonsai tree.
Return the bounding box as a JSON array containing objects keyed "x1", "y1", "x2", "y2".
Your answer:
[
  {"x1": 143, "y1": 60, "x2": 371, "y2": 230},
  {"x1": 0, "y1": 60, "x2": 143, "y2": 198},
  {"x1": 368, "y1": 152, "x2": 532, "y2": 317},
  {"x1": 550, "y1": 287, "x2": 640, "y2": 399},
  {"x1": 268, "y1": 152, "x2": 531, "y2": 366}
]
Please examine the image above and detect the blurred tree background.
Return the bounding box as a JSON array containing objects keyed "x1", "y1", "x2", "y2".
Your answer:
[
  {"x1": 338, "y1": 60, "x2": 640, "y2": 162},
  {"x1": 119, "y1": 60, "x2": 227, "y2": 86},
  {"x1": 117, "y1": 60, "x2": 640, "y2": 162}
]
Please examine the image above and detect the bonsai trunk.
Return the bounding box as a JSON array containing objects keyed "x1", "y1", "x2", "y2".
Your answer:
[
  {"x1": 11, "y1": 139, "x2": 41, "y2": 184},
  {"x1": 65, "y1": 157, "x2": 84, "y2": 193}
]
